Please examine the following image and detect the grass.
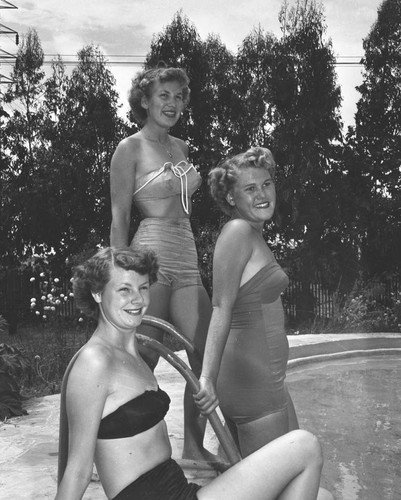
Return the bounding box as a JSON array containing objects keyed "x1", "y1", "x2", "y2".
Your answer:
[
  {"x1": 0, "y1": 317, "x2": 184, "y2": 399},
  {"x1": 0, "y1": 319, "x2": 92, "y2": 398}
]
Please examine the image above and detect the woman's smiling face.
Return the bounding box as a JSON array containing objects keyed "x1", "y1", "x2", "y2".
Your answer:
[
  {"x1": 142, "y1": 79, "x2": 186, "y2": 128},
  {"x1": 95, "y1": 266, "x2": 150, "y2": 331},
  {"x1": 228, "y1": 167, "x2": 276, "y2": 228}
]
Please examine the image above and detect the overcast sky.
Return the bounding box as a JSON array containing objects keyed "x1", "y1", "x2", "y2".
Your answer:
[{"x1": 1, "y1": 0, "x2": 383, "y2": 129}]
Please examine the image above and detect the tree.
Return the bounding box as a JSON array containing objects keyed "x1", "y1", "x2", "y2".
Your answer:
[
  {"x1": 1, "y1": 28, "x2": 46, "y2": 262},
  {"x1": 38, "y1": 44, "x2": 127, "y2": 260},
  {"x1": 350, "y1": 0, "x2": 401, "y2": 276},
  {"x1": 231, "y1": 26, "x2": 278, "y2": 151},
  {"x1": 267, "y1": 0, "x2": 344, "y2": 319},
  {"x1": 1, "y1": 35, "x2": 127, "y2": 266}
]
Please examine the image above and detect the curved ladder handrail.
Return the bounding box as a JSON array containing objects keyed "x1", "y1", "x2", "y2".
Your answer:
[
  {"x1": 137, "y1": 333, "x2": 242, "y2": 466},
  {"x1": 141, "y1": 315, "x2": 196, "y2": 354}
]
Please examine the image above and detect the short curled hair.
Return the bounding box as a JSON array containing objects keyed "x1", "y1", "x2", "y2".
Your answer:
[
  {"x1": 128, "y1": 65, "x2": 191, "y2": 125},
  {"x1": 72, "y1": 246, "x2": 159, "y2": 319},
  {"x1": 208, "y1": 146, "x2": 276, "y2": 215}
]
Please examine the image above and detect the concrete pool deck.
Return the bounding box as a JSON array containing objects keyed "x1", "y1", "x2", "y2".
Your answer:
[{"x1": 1, "y1": 332, "x2": 400, "y2": 499}]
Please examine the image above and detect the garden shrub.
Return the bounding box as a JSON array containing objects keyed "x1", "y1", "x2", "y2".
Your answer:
[
  {"x1": 0, "y1": 342, "x2": 33, "y2": 420},
  {"x1": 336, "y1": 279, "x2": 401, "y2": 332}
]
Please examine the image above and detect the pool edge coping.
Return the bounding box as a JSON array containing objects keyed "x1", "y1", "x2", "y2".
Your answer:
[{"x1": 288, "y1": 333, "x2": 401, "y2": 368}]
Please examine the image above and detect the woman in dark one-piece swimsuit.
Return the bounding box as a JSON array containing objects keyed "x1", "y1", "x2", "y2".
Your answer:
[
  {"x1": 195, "y1": 147, "x2": 299, "y2": 457},
  {"x1": 195, "y1": 147, "x2": 333, "y2": 499}
]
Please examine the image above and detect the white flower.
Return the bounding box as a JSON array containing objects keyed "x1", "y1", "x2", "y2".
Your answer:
[
  {"x1": 54, "y1": 278, "x2": 60, "y2": 283},
  {"x1": 60, "y1": 294, "x2": 65, "y2": 298},
  {"x1": 30, "y1": 277, "x2": 35, "y2": 282},
  {"x1": 42, "y1": 315, "x2": 47, "y2": 320},
  {"x1": 35, "y1": 311, "x2": 40, "y2": 316},
  {"x1": 55, "y1": 299, "x2": 61, "y2": 305},
  {"x1": 78, "y1": 317, "x2": 84, "y2": 323},
  {"x1": 41, "y1": 295, "x2": 46, "y2": 301},
  {"x1": 30, "y1": 297, "x2": 36, "y2": 303},
  {"x1": 40, "y1": 272, "x2": 45, "y2": 277},
  {"x1": 69, "y1": 292, "x2": 74, "y2": 297}
]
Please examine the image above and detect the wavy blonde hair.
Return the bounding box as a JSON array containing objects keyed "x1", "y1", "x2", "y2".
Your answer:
[{"x1": 208, "y1": 146, "x2": 276, "y2": 215}]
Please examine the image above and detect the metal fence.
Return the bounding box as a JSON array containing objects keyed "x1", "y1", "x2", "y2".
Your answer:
[
  {"x1": 0, "y1": 268, "x2": 399, "y2": 331},
  {"x1": 0, "y1": 269, "x2": 75, "y2": 332}
]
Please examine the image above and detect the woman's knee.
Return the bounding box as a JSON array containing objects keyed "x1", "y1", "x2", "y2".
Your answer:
[{"x1": 290, "y1": 429, "x2": 323, "y2": 469}]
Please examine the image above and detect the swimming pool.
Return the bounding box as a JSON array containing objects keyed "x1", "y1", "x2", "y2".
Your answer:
[{"x1": 287, "y1": 354, "x2": 401, "y2": 500}]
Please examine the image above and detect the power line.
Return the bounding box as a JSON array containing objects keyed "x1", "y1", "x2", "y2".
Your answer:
[
  {"x1": 0, "y1": 0, "x2": 18, "y2": 8},
  {"x1": 38, "y1": 54, "x2": 363, "y2": 67}
]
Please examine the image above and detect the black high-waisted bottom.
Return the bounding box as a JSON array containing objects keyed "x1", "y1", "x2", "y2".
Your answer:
[{"x1": 112, "y1": 458, "x2": 201, "y2": 499}]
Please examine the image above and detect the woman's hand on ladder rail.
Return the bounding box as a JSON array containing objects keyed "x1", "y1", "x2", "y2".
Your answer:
[{"x1": 194, "y1": 376, "x2": 219, "y2": 416}]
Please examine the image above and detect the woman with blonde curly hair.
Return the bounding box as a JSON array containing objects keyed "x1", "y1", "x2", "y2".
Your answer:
[{"x1": 195, "y1": 146, "x2": 300, "y2": 457}]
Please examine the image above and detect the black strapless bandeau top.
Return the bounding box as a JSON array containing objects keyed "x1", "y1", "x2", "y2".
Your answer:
[{"x1": 97, "y1": 387, "x2": 170, "y2": 439}]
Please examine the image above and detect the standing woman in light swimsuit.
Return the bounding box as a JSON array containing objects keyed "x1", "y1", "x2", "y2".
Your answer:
[
  {"x1": 195, "y1": 147, "x2": 299, "y2": 458},
  {"x1": 110, "y1": 66, "x2": 212, "y2": 460}
]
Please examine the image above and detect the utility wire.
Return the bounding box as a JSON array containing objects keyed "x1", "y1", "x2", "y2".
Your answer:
[{"x1": 31, "y1": 54, "x2": 364, "y2": 67}]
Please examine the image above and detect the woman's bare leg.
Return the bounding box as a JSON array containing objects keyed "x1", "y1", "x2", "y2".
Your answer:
[
  {"x1": 197, "y1": 430, "x2": 323, "y2": 500},
  {"x1": 170, "y1": 285, "x2": 214, "y2": 461},
  {"x1": 137, "y1": 283, "x2": 171, "y2": 370}
]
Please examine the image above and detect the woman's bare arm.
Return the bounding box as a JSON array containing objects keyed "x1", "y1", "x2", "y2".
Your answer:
[
  {"x1": 195, "y1": 220, "x2": 253, "y2": 414},
  {"x1": 55, "y1": 346, "x2": 111, "y2": 500},
  {"x1": 110, "y1": 138, "x2": 137, "y2": 247}
]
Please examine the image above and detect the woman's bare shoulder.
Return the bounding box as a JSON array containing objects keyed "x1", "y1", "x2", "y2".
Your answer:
[
  {"x1": 215, "y1": 219, "x2": 253, "y2": 262},
  {"x1": 71, "y1": 341, "x2": 114, "y2": 377},
  {"x1": 171, "y1": 136, "x2": 189, "y2": 157},
  {"x1": 115, "y1": 133, "x2": 143, "y2": 154},
  {"x1": 111, "y1": 134, "x2": 144, "y2": 175},
  {"x1": 221, "y1": 218, "x2": 255, "y2": 238}
]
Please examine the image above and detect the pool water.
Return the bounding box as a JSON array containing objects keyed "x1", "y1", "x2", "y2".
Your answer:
[{"x1": 286, "y1": 354, "x2": 401, "y2": 500}]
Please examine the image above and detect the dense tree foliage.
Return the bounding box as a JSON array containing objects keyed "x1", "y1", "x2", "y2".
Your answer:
[
  {"x1": 1, "y1": 32, "x2": 126, "y2": 266},
  {"x1": 39, "y1": 44, "x2": 127, "y2": 261},
  {"x1": 1, "y1": 0, "x2": 399, "y2": 313},
  {"x1": 270, "y1": 0, "x2": 345, "y2": 299},
  {"x1": 272, "y1": 0, "x2": 346, "y2": 319},
  {"x1": 2, "y1": 29, "x2": 46, "y2": 264},
  {"x1": 348, "y1": 0, "x2": 401, "y2": 276}
]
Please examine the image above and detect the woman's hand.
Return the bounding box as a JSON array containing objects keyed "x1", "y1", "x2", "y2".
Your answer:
[{"x1": 193, "y1": 376, "x2": 219, "y2": 415}]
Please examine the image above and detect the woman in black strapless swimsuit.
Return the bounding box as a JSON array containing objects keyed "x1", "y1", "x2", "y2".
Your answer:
[
  {"x1": 109, "y1": 66, "x2": 212, "y2": 461},
  {"x1": 56, "y1": 246, "x2": 326, "y2": 500}
]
